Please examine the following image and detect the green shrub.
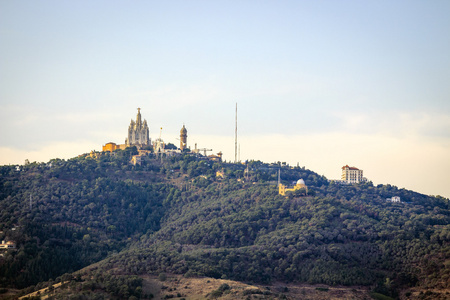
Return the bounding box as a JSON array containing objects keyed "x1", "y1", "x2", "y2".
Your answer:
[
  {"x1": 369, "y1": 292, "x2": 395, "y2": 300},
  {"x1": 158, "y1": 273, "x2": 167, "y2": 281}
]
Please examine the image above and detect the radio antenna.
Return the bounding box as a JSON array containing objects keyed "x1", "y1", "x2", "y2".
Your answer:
[{"x1": 235, "y1": 103, "x2": 238, "y2": 163}]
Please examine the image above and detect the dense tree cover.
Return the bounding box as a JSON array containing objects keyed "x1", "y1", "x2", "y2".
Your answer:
[
  {"x1": 1, "y1": 151, "x2": 449, "y2": 298},
  {"x1": 98, "y1": 180, "x2": 449, "y2": 293},
  {"x1": 0, "y1": 148, "x2": 170, "y2": 288},
  {"x1": 87, "y1": 155, "x2": 449, "y2": 297}
]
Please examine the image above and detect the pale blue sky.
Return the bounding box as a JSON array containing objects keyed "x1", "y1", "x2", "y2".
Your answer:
[{"x1": 1, "y1": 1, "x2": 449, "y2": 197}]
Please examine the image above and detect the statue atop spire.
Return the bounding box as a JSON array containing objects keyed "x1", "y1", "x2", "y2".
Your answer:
[{"x1": 136, "y1": 108, "x2": 142, "y2": 128}]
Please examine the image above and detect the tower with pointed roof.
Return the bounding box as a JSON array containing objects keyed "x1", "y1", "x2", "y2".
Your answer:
[
  {"x1": 180, "y1": 125, "x2": 187, "y2": 151},
  {"x1": 125, "y1": 108, "x2": 150, "y2": 147}
]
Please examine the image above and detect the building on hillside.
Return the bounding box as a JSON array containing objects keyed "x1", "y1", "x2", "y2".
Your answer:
[
  {"x1": 102, "y1": 142, "x2": 127, "y2": 152},
  {"x1": 387, "y1": 196, "x2": 401, "y2": 203},
  {"x1": 131, "y1": 155, "x2": 142, "y2": 166},
  {"x1": 216, "y1": 170, "x2": 225, "y2": 179},
  {"x1": 341, "y1": 165, "x2": 366, "y2": 183},
  {"x1": 153, "y1": 138, "x2": 165, "y2": 154},
  {"x1": 100, "y1": 109, "x2": 224, "y2": 160},
  {"x1": 126, "y1": 108, "x2": 151, "y2": 147},
  {"x1": 153, "y1": 136, "x2": 183, "y2": 156},
  {"x1": 279, "y1": 178, "x2": 308, "y2": 196},
  {"x1": 89, "y1": 151, "x2": 101, "y2": 159},
  {"x1": 0, "y1": 241, "x2": 16, "y2": 250},
  {"x1": 208, "y1": 152, "x2": 223, "y2": 162},
  {"x1": 180, "y1": 125, "x2": 188, "y2": 151}
]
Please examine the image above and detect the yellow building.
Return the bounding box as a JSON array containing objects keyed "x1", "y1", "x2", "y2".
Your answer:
[
  {"x1": 103, "y1": 142, "x2": 119, "y2": 152},
  {"x1": 102, "y1": 142, "x2": 127, "y2": 152},
  {"x1": 208, "y1": 152, "x2": 223, "y2": 162},
  {"x1": 279, "y1": 179, "x2": 308, "y2": 196}
]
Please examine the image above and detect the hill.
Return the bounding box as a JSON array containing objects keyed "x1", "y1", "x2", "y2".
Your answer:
[{"x1": 0, "y1": 148, "x2": 449, "y2": 299}]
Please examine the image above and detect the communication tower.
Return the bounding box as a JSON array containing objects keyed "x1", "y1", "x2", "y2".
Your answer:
[{"x1": 235, "y1": 103, "x2": 238, "y2": 163}]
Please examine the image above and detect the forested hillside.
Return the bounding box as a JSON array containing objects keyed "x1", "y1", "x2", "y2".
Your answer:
[
  {"x1": 99, "y1": 156, "x2": 450, "y2": 298},
  {"x1": 0, "y1": 149, "x2": 449, "y2": 299},
  {"x1": 0, "y1": 147, "x2": 170, "y2": 288}
]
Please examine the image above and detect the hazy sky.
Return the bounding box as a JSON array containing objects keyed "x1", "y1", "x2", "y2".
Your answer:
[{"x1": 1, "y1": 1, "x2": 449, "y2": 198}]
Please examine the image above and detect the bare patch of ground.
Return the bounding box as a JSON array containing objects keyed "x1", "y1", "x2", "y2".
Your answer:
[
  {"x1": 142, "y1": 274, "x2": 372, "y2": 300},
  {"x1": 399, "y1": 287, "x2": 450, "y2": 300},
  {"x1": 17, "y1": 281, "x2": 67, "y2": 300}
]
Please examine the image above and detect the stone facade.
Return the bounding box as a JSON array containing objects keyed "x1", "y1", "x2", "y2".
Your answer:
[
  {"x1": 126, "y1": 108, "x2": 150, "y2": 147},
  {"x1": 180, "y1": 125, "x2": 187, "y2": 151}
]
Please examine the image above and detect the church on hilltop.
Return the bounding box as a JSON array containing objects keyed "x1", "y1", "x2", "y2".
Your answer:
[
  {"x1": 102, "y1": 108, "x2": 188, "y2": 153},
  {"x1": 100, "y1": 108, "x2": 221, "y2": 162},
  {"x1": 126, "y1": 108, "x2": 150, "y2": 147},
  {"x1": 102, "y1": 108, "x2": 151, "y2": 152}
]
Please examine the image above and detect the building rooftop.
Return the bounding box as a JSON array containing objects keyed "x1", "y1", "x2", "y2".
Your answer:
[{"x1": 342, "y1": 165, "x2": 359, "y2": 170}]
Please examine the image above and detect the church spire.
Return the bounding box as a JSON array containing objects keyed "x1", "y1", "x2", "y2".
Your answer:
[{"x1": 136, "y1": 108, "x2": 142, "y2": 127}]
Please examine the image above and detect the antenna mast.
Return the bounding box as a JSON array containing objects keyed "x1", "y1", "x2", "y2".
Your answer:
[
  {"x1": 235, "y1": 103, "x2": 238, "y2": 163},
  {"x1": 245, "y1": 164, "x2": 249, "y2": 181}
]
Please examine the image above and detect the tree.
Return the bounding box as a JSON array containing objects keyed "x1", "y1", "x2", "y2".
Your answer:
[{"x1": 165, "y1": 143, "x2": 177, "y2": 150}]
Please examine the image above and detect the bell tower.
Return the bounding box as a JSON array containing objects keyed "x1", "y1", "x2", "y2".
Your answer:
[{"x1": 180, "y1": 125, "x2": 187, "y2": 151}]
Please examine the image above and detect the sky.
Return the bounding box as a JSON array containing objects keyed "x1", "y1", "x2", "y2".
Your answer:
[{"x1": 1, "y1": 1, "x2": 449, "y2": 198}]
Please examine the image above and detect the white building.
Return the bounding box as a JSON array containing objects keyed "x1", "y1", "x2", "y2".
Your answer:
[
  {"x1": 387, "y1": 196, "x2": 401, "y2": 203},
  {"x1": 341, "y1": 165, "x2": 365, "y2": 183},
  {"x1": 153, "y1": 138, "x2": 165, "y2": 154}
]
